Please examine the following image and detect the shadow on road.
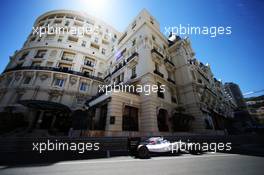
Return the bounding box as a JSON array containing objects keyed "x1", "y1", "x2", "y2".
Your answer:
[
  {"x1": 226, "y1": 144, "x2": 264, "y2": 157},
  {"x1": 0, "y1": 150, "x2": 127, "y2": 168}
]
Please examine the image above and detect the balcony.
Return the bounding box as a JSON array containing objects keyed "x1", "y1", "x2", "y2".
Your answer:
[
  {"x1": 111, "y1": 62, "x2": 126, "y2": 75},
  {"x1": 127, "y1": 52, "x2": 139, "y2": 68},
  {"x1": 61, "y1": 57, "x2": 73, "y2": 62},
  {"x1": 3, "y1": 66, "x2": 104, "y2": 82},
  {"x1": 167, "y1": 78, "x2": 176, "y2": 84},
  {"x1": 153, "y1": 69, "x2": 164, "y2": 78},
  {"x1": 164, "y1": 58, "x2": 175, "y2": 68},
  {"x1": 104, "y1": 73, "x2": 111, "y2": 80},
  {"x1": 151, "y1": 48, "x2": 164, "y2": 58},
  {"x1": 59, "y1": 67, "x2": 72, "y2": 72},
  {"x1": 151, "y1": 49, "x2": 163, "y2": 64},
  {"x1": 127, "y1": 52, "x2": 139, "y2": 62},
  {"x1": 111, "y1": 52, "x2": 138, "y2": 76}
]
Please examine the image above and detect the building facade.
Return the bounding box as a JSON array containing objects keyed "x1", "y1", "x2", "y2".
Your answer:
[
  {"x1": 0, "y1": 9, "x2": 235, "y2": 136},
  {"x1": 224, "y1": 82, "x2": 247, "y2": 110}
]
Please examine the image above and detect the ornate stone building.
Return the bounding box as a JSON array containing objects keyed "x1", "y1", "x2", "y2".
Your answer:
[{"x1": 0, "y1": 9, "x2": 235, "y2": 136}]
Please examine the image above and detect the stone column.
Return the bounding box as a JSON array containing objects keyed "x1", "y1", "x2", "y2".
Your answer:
[{"x1": 139, "y1": 74, "x2": 158, "y2": 132}]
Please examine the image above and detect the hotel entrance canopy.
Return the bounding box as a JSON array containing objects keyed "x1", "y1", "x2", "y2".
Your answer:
[{"x1": 18, "y1": 100, "x2": 71, "y2": 113}]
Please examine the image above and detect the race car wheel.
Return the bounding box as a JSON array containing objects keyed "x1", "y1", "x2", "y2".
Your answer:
[
  {"x1": 189, "y1": 144, "x2": 202, "y2": 155},
  {"x1": 137, "y1": 145, "x2": 150, "y2": 159}
]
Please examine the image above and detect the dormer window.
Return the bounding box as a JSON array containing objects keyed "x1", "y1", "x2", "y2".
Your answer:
[{"x1": 34, "y1": 50, "x2": 47, "y2": 58}]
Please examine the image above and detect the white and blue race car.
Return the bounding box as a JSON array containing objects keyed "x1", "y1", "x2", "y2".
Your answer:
[{"x1": 128, "y1": 137, "x2": 203, "y2": 159}]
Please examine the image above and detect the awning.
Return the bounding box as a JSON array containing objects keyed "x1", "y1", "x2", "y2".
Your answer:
[
  {"x1": 0, "y1": 104, "x2": 28, "y2": 113},
  {"x1": 18, "y1": 100, "x2": 71, "y2": 113}
]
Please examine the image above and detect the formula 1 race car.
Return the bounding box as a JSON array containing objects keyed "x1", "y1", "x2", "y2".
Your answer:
[{"x1": 128, "y1": 137, "x2": 203, "y2": 159}]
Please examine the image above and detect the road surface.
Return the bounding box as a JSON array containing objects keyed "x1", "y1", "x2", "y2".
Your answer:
[{"x1": 0, "y1": 153, "x2": 263, "y2": 175}]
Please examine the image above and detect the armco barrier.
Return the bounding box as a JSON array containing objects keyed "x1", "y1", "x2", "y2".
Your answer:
[
  {"x1": 0, "y1": 134, "x2": 263, "y2": 165},
  {"x1": 0, "y1": 134, "x2": 263, "y2": 153},
  {"x1": 0, "y1": 137, "x2": 128, "y2": 153},
  {"x1": 0, "y1": 137, "x2": 128, "y2": 165}
]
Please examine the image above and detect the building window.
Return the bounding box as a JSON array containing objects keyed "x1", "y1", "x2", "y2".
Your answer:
[
  {"x1": 102, "y1": 48, "x2": 106, "y2": 55},
  {"x1": 31, "y1": 61, "x2": 41, "y2": 67},
  {"x1": 45, "y1": 21, "x2": 50, "y2": 26},
  {"x1": 116, "y1": 75, "x2": 120, "y2": 84},
  {"x1": 34, "y1": 50, "x2": 47, "y2": 58},
  {"x1": 84, "y1": 57, "x2": 95, "y2": 67},
  {"x1": 122, "y1": 106, "x2": 139, "y2": 131},
  {"x1": 94, "y1": 37, "x2": 99, "y2": 43},
  {"x1": 82, "y1": 68, "x2": 92, "y2": 76},
  {"x1": 157, "y1": 82, "x2": 164, "y2": 98},
  {"x1": 58, "y1": 63, "x2": 71, "y2": 71},
  {"x1": 56, "y1": 15, "x2": 64, "y2": 18},
  {"x1": 132, "y1": 39, "x2": 136, "y2": 46},
  {"x1": 152, "y1": 35, "x2": 156, "y2": 41},
  {"x1": 118, "y1": 32, "x2": 127, "y2": 44},
  {"x1": 66, "y1": 15, "x2": 74, "y2": 19},
  {"x1": 30, "y1": 37, "x2": 36, "y2": 42},
  {"x1": 90, "y1": 43, "x2": 100, "y2": 50},
  {"x1": 80, "y1": 82, "x2": 88, "y2": 92},
  {"x1": 131, "y1": 66, "x2": 136, "y2": 79},
  {"x1": 54, "y1": 78, "x2": 65, "y2": 87},
  {"x1": 65, "y1": 20, "x2": 70, "y2": 26},
  {"x1": 155, "y1": 62, "x2": 159, "y2": 71},
  {"x1": 120, "y1": 72, "x2": 124, "y2": 82},
  {"x1": 198, "y1": 79, "x2": 203, "y2": 84},
  {"x1": 46, "y1": 62, "x2": 53, "y2": 67},
  {"x1": 62, "y1": 52, "x2": 75, "y2": 61},
  {"x1": 97, "y1": 72, "x2": 102, "y2": 78},
  {"x1": 19, "y1": 52, "x2": 29, "y2": 61},
  {"x1": 46, "y1": 34, "x2": 55, "y2": 40},
  {"x1": 57, "y1": 36, "x2": 63, "y2": 42},
  {"x1": 68, "y1": 36, "x2": 78, "y2": 42},
  {"x1": 81, "y1": 40, "x2": 86, "y2": 47},
  {"x1": 23, "y1": 76, "x2": 32, "y2": 84},
  {"x1": 116, "y1": 48, "x2": 127, "y2": 60},
  {"x1": 167, "y1": 70, "x2": 171, "y2": 79},
  {"x1": 48, "y1": 15, "x2": 55, "y2": 19}
]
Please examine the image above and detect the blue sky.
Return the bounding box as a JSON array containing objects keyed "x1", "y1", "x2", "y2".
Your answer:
[{"x1": 0, "y1": 0, "x2": 263, "y2": 97}]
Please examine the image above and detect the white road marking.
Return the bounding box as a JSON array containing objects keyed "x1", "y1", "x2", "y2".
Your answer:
[{"x1": 56, "y1": 153, "x2": 238, "y2": 166}]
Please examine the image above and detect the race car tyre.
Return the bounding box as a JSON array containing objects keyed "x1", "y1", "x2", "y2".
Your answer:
[
  {"x1": 137, "y1": 145, "x2": 150, "y2": 159},
  {"x1": 189, "y1": 144, "x2": 202, "y2": 155}
]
